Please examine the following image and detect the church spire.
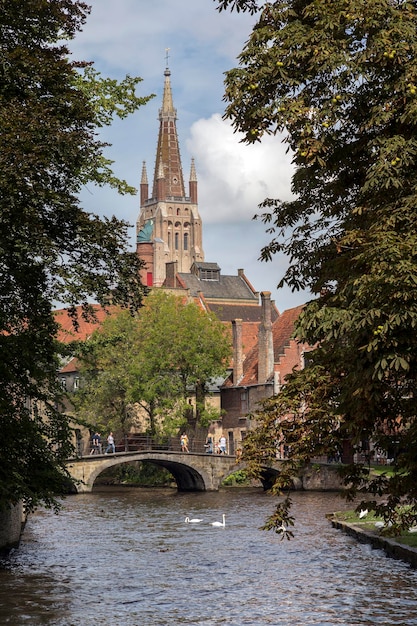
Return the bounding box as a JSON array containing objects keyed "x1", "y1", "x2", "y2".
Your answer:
[
  {"x1": 152, "y1": 63, "x2": 185, "y2": 199},
  {"x1": 136, "y1": 61, "x2": 204, "y2": 287}
]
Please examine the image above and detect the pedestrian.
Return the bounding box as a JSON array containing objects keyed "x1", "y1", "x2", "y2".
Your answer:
[
  {"x1": 180, "y1": 432, "x2": 189, "y2": 453},
  {"x1": 204, "y1": 435, "x2": 213, "y2": 454},
  {"x1": 90, "y1": 431, "x2": 100, "y2": 455},
  {"x1": 105, "y1": 431, "x2": 115, "y2": 454},
  {"x1": 219, "y1": 434, "x2": 227, "y2": 455}
]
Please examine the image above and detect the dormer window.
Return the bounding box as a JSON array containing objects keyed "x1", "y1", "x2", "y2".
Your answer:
[
  {"x1": 191, "y1": 262, "x2": 221, "y2": 281},
  {"x1": 200, "y1": 268, "x2": 219, "y2": 280}
]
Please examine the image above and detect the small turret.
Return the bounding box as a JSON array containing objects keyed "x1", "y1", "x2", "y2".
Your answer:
[
  {"x1": 189, "y1": 157, "x2": 198, "y2": 204},
  {"x1": 140, "y1": 161, "x2": 148, "y2": 206}
]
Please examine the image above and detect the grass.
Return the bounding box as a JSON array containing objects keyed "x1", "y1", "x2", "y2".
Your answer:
[
  {"x1": 332, "y1": 509, "x2": 417, "y2": 548},
  {"x1": 369, "y1": 465, "x2": 395, "y2": 477}
]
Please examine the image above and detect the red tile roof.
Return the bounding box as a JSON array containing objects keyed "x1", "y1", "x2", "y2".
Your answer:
[{"x1": 54, "y1": 305, "x2": 115, "y2": 344}]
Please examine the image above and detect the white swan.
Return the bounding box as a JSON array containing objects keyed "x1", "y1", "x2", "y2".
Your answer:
[
  {"x1": 211, "y1": 514, "x2": 226, "y2": 527},
  {"x1": 184, "y1": 517, "x2": 203, "y2": 523},
  {"x1": 359, "y1": 509, "x2": 368, "y2": 519}
]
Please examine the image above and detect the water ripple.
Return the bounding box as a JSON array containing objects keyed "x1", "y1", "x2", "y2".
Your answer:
[{"x1": 1, "y1": 489, "x2": 417, "y2": 625}]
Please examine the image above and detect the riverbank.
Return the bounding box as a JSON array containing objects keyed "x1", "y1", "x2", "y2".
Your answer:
[{"x1": 329, "y1": 515, "x2": 417, "y2": 569}]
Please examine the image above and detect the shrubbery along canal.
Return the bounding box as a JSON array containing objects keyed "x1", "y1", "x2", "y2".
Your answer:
[{"x1": 1, "y1": 487, "x2": 417, "y2": 625}]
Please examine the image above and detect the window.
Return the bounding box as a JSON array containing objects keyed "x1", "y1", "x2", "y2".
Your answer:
[
  {"x1": 184, "y1": 232, "x2": 188, "y2": 250},
  {"x1": 175, "y1": 232, "x2": 179, "y2": 250},
  {"x1": 200, "y1": 268, "x2": 220, "y2": 281},
  {"x1": 240, "y1": 390, "x2": 248, "y2": 413}
]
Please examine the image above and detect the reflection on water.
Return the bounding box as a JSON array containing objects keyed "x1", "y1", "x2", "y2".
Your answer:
[{"x1": 1, "y1": 488, "x2": 417, "y2": 625}]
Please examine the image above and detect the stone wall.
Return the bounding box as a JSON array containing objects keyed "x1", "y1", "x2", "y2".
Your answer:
[
  {"x1": 331, "y1": 519, "x2": 417, "y2": 569},
  {"x1": 300, "y1": 463, "x2": 345, "y2": 491},
  {"x1": 0, "y1": 501, "x2": 25, "y2": 553}
]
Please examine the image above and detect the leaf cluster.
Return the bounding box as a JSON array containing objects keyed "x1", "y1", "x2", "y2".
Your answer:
[
  {"x1": 0, "y1": 0, "x2": 151, "y2": 511},
  {"x1": 222, "y1": 0, "x2": 417, "y2": 532},
  {"x1": 72, "y1": 291, "x2": 232, "y2": 438}
]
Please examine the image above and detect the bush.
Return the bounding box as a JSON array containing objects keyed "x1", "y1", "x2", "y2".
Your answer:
[{"x1": 222, "y1": 469, "x2": 250, "y2": 487}]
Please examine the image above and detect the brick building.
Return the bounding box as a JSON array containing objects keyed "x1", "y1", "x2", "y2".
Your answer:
[{"x1": 220, "y1": 292, "x2": 311, "y2": 454}]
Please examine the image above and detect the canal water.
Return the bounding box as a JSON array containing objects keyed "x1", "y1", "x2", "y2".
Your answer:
[{"x1": 1, "y1": 487, "x2": 417, "y2": 626}]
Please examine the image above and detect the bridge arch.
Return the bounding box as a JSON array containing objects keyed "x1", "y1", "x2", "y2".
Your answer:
[{"x1": 67, "y1": 451, "x2": 237, "y2": 493}]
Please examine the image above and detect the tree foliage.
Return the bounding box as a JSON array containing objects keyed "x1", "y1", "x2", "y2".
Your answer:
[
  {"x1": 72, "y1": 291, "x2": 232, "y2": 438},
  {"x1": 217, "y1": 0, "x2": 417, "y2": 533},
  {"x1": 0, "y1": 0, "x2": 151, "y2": 511}
]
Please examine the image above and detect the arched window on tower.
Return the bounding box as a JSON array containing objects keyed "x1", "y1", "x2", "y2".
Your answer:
[
  {"x1": 175, "y1": 232, "x2": 179, "y2": 250},
  {"x1": 184, "y1": 232, "x2": 189, "y2": 251}
]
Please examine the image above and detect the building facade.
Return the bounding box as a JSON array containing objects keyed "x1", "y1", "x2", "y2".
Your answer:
[{"x1": 221, "y1": 293, "x2": 311, "y2": 455}]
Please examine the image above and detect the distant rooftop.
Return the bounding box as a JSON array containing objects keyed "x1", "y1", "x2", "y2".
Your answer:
[{"x1": 178, "y1": 262, "x2": 259, "y2": 303}]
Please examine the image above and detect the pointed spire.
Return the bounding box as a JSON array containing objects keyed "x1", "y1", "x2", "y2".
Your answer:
[
  {"x1": 141, "y1": 161, "x2": 148, "y2": 184},
  {"x1": 152, "y1": 64, "x2": 185, "y2": 199},
  {"x1": 189, "y1": 157, "x2": 197, "y2": 182},
  {"x1": 189, "y1": 157, "x2": 198, "y2": 204},
  {"x1": 140, "y1": 161, "x2": 148, "y2": 206},
  {"x1": 161, "y1": 67, "x2": 176, "y2": 117}
]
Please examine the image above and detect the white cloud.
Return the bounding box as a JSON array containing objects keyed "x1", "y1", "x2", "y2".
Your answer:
[{"x1": 188, "y1": 114, "x2": 294, "y2": 223}]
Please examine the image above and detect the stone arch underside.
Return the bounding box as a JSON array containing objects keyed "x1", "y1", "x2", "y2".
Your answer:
[
  {"x1": 76, "y1": 457, "x2": 208, "y2": 492},
  {"x1": 146, "y1": 460, "x2": 206, "y2": 491}
]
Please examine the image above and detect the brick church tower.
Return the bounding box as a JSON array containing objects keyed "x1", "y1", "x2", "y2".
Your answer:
[{"x1": 136, "y1": 66, "x2": 205, "y2": 287}]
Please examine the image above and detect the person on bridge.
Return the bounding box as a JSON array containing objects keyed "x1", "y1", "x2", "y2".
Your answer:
[
  {"x1": 105, "y1": 432, "x2": 115, "y2": 454},
  {"x1": 90, "y1": 432, "x2": 101, "y2": 455},
  {"x1": 219, "y1": 435, "x2": 227, "y2": 455},
  {"x1": 180, "y1": 432, "x2": 189, "y2": 453},
  {"x1": 204, "y1": 436, "x2": 213, "y2": 454}
]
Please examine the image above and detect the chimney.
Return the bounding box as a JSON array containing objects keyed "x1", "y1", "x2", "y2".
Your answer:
[
  {"x1": 165, "y1": 261, "x2": 178, "y2": 288},
  {"x1": 232, "y1": 319, "x2": 243, "y2": 385},
  {"x1": 258, "y1": 291, "x2": 274, "y2": 383}
]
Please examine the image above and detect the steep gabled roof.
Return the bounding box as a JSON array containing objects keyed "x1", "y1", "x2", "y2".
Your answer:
[{"x1": 272, "y1": 304, "x2": 305, "y2": 358}]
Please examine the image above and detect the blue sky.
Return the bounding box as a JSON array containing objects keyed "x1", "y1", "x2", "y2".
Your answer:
[{"x1": 71, "y1": 0, "x2": 310, "y2": 311}]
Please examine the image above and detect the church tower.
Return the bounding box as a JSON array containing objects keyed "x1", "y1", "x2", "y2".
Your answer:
[{"x1": 136, "y1": 66, "x2": 204, "y2": 287}]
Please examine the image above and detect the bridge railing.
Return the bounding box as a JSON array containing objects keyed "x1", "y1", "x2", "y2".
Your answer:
[{"x1": 83, "y1": 435, "x2": 225, "y2": 456}]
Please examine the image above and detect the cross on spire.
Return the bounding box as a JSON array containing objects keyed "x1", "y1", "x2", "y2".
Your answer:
[{"x1": 165, "y1": 47, "x2": 170, "y2": 68}]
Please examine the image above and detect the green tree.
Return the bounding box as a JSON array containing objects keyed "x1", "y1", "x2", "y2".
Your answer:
[
  {"x1": 73, "y1": 291, "x2": 232, "y2": 438},
  {"x1": 0, "y1": 0, "x2": 152, "y2": 512},
  {"x1": 217, "y1": 0, "x2": 417, "y2": 532}
]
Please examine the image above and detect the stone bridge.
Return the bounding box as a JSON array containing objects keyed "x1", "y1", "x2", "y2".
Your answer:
[{"x1": 66, "y1": 450, "x2": 238, "y2": 493}]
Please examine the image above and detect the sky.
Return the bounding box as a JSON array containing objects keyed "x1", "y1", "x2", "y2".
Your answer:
[{"x1": 71, "y1": 0, "x2": 311, "y2": 312}]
